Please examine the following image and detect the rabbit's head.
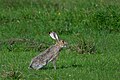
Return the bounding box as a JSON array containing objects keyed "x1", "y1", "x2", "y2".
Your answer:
[{"x1": 49, "y1": 32, "x2": 67, "y2": 48}]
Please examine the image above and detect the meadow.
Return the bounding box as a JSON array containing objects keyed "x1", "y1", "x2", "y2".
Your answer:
[{"x1": 0, "y1": 0, "x2": 120, "y2": 80}]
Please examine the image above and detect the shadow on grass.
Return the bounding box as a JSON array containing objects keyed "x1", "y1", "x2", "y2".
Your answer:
[{"x1": 41, "y1": 64, "x2": 83, "y2": 70}]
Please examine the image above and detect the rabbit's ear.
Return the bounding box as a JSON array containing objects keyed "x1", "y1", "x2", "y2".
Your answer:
[{"x1": 49, "y1": 32, "x2": 59, "y2": 41}]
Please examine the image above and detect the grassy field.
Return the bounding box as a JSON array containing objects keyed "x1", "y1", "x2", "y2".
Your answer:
[{"x1": 0, "y1": 0, "x2": 120, "y2": 80}]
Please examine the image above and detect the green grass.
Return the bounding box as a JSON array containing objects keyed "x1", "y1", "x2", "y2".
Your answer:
[{"x1": 0, "y1": 0, "x2": 120, "y2": 80}]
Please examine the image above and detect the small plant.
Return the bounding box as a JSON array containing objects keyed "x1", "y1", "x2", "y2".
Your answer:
[
  {"x1": 1, "y1": 64, "x2": 24, "y2": 79},
  {"x1": 69, "y1": 34, "x2": 96, "y2": 54}
]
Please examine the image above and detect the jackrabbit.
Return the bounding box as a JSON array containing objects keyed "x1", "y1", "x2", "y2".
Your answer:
[{"x1": 29, "y1": 32, "x2": 67, "y2": 70}]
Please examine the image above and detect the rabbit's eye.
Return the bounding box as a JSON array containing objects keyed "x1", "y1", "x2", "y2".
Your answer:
[{"x1": 62, "y1": 40, "x2": 64, "y2": 43}]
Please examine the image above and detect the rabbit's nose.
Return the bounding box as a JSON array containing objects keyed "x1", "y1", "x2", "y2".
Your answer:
[{"x1": 64, "y1": 45, "x2": 67, "y2": 47}]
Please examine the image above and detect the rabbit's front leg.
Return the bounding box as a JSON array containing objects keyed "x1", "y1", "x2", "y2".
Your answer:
[
  {"x1": 52, "y1": 53, "x2": 59, "y2": 70},
  {"x1": 52, "y1": 59, "x2": 56, "y2": 70},
  {"x1": 52, "y1": 55, "x2": 59, "y2": 70}
]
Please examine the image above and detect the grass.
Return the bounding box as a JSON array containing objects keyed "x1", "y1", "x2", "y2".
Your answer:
[{"x1": 0, "y1": 0, "x2": 120, "y2": 80}]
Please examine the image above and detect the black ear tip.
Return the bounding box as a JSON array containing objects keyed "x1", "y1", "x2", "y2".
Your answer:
[{"x1": 49, "y1": 31, "x2": 55, "y2": 34}]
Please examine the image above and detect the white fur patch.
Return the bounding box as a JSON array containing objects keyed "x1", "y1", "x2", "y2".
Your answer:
[{"x1": 50, "y1": 32, "x2": 59, "y2": 40}]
